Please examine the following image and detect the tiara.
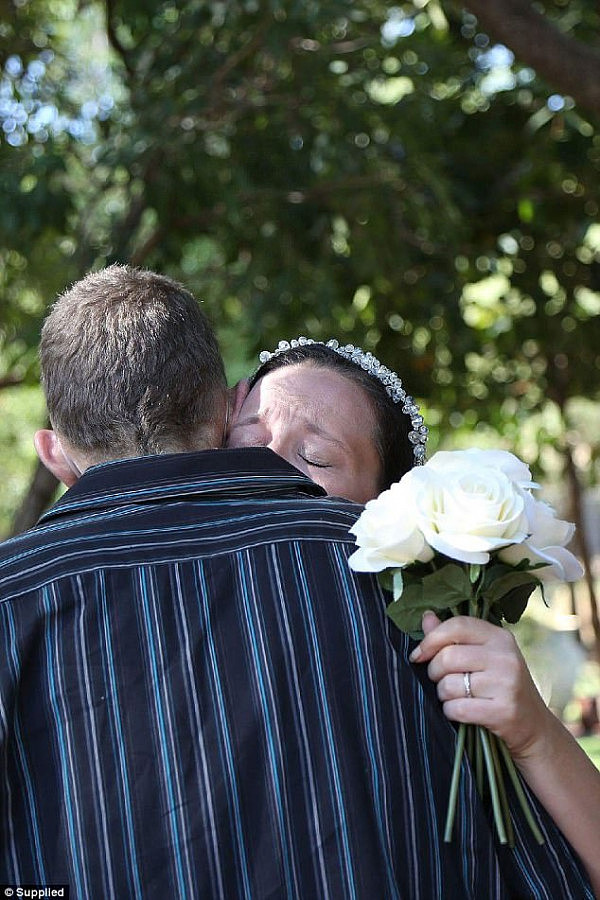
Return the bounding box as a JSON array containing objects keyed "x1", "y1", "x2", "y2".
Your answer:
[{"x1": 258, "y1": 337, "x2": 428, "y2": 465}]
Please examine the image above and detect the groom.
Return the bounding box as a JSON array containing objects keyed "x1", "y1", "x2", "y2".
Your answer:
[{"x1": 0, "y1": 265, "x2": 591, "y2": 898}]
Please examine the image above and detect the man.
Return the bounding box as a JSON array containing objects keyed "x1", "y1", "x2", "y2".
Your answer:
[{"x1": 0, "y1": 265, "x2": 592, "y2": 898}]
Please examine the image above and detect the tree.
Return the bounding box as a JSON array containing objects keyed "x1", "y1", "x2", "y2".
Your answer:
[{"x1": 2, "y1": 0, "x2": 600, "y2": 656}]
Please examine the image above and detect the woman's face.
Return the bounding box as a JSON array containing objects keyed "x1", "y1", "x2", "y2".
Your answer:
[{"x1": 227, "y1": 364, "x2": 382, "y2": 503}]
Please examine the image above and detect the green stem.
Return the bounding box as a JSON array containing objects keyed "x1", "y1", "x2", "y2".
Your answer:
[
  {"x1": 497, "y1": 738, "x2": 545, "y2": 845},
  {"x1": 479, "y1": 727, "x2": 508, "y2": 844},
  {"x1": 489, "y1": 733, "x2": 514, "y2": 848},
  {"x1": 444, "y1": 722, "x2": 467, "y2": 842},
  {"x1": 475, "y1": 728, "x2": 484, "y2": 797}
]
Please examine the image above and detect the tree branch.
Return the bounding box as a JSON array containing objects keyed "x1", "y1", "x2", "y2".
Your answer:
[
  {"x1": 0, "y1": 374, "x2": 27, "y2": 390},
  {"x1": 104, "y1": 0, "x2": 135, "y2": 77},
  {"x1": 9, "y1": 458, "x2": 58, "y2": 537},
  {"x1": 462, "y1": 0, "x2": 600, "y2": 118}
]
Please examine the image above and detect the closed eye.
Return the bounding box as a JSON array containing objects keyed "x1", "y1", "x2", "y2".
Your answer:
[{"x1": 298, "y1": 452, "x2": 332, "y2": 470}]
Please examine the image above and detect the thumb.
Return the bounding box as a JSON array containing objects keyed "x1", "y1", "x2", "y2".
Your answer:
[
  {"x1": 409, "y1": 610, "x2": 441, "y2": 662},
  {"x1": 422, "y1": 610, "x2": 441, "y2": 634}
]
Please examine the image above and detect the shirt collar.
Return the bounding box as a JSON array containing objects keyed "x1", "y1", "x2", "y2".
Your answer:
[{"x1": 39, "y1": 447, "x2": 327, "y2": 524}]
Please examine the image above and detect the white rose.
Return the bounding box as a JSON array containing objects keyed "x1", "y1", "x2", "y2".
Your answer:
[
  {"x1": 348, "y1": 475, "x2": 434, "y2": 572},
  {"x1": 409, "y1": 449, "x2": 531, "y2": 565},
  {"x1": 499, "y1": 494, "x2": 584, "y2": 583},
  {"x1": 426, "y1": 448, "x2": 537, "y2": 490}
]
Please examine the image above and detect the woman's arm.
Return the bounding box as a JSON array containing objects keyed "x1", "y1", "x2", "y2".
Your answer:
[{"x1": 410, "y1": 612, "x2": 600, "y2": 898}]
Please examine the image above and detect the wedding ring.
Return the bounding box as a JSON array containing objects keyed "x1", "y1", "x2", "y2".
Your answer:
[{"x1": 463, "y1": 671, "x2": 473, "y2": 699}]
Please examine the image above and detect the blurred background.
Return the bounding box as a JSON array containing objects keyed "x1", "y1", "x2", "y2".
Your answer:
[{"x1": 1, "y1": 0, "x2": 599, "y2": 758}]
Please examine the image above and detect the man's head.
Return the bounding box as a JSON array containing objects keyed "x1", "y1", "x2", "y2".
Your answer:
[{"x1": 35, "y1": 264, "x2": 228, "y2": 484}]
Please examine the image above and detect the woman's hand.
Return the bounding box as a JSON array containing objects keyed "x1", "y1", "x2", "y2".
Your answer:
[{"x1": 409, "y1": 612, "x2": 553, "y2": 762}]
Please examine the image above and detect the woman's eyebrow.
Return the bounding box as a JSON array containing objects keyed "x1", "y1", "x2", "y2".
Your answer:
[
  {"x1": 231, "y1": 410, "x2": 345, "y2": 449},
  {"x1": 304, "y1": 420, "x2": 345, "y2": 448}
]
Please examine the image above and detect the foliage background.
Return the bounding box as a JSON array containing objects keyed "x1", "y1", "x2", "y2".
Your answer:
[{"x1": 2, "y1": 0, "x2": 600, "y2": 658}]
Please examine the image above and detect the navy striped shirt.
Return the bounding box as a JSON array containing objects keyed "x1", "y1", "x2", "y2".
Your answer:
[{"x1": 0, "y1": 448, "x2": 592, "y2": 898}]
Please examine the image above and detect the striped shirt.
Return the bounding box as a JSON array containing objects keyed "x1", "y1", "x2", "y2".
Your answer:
[{"x1": 0, "y1": 447, "x2": 592, "y2": 898}]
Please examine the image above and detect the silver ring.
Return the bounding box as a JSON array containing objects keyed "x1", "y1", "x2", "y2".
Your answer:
[{"x1": 463, "y1": 671, "x2": 472, "y2": 699}]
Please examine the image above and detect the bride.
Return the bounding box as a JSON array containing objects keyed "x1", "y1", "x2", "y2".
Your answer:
[{"x1": 228, "y1": 335, "x2": 600, "y2": 898}]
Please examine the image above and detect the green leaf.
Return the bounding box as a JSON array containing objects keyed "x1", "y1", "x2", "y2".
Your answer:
[
  {"x1": 492, "y1": 582, "x2": 539, "y2": 624},
  {"x1": 481, "y1": 571, "x2": 541, "y2": 607},
  {"x1": 482, "y1": 562, "x2": 518, "y2": 585},
  {"x1": 377, "y1": 569, "x2": 397, "y2": 596},
  {"x1": 385, "y1": 583, "x2": 428, "y2": 636},
  {"x1": 385, "y1": 563, "x2": 473, "y2": 636},
  {"x1": 421, "y1": 563, "x2": 474, "y2": 612},
  {"x1": 482, "y1": 570, "x2": 541, "y2": 624}
]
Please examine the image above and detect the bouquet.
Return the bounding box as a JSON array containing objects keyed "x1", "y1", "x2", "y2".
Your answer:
[{"x1": 348, "y1": 448, "x2": 583, "y2": 845}]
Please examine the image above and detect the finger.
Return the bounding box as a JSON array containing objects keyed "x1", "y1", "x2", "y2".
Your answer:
[
  {"x1": 435, "y1": 670, "x2": 513, "y2": 731},
  {"x1": 421, "y1": 610, "x2": 441, "y2": 635},
  {"x1": 410, "y1": 616, "x2": 510, "y2": 663},
  {"x1": 440, "y1": 697, "x2": 500, "y2": 730},
  {"x1": 426, "y1": 645, "x2": 489, "y2": 683},
  {"x1": 436, "y1": 670, "x2": 499, "y2": 703},
  {"x1": 427, "y1": 636, "x2": 525, "y2": 685},
  {"x1": 437, "y1": 672, "x2": 476, "y2": 703}
]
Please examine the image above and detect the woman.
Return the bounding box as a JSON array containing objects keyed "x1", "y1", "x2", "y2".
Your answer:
[{"x1": 228, "y1": 336, "x2": 600, "y2": 897}]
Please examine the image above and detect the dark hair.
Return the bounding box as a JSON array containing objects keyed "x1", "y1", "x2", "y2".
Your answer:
[
  {"x1": 248, "y1": 344, "x2": 415, "y2": 491},
  {"x1": 40, "y1": 264, "x2": 227, "y2": 460}
]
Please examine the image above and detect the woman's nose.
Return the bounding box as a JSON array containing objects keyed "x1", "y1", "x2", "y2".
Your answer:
[{"x1": 266, "y1": 430, "x2": 295, "y2": 467}]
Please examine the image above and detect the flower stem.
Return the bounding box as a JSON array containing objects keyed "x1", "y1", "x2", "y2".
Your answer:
[
  {"x1": 497, "y1": 738, "x2": 545, "y2": 845},
  {"x1": 489, "y1": 733, "x2": 514, "y2": 847},
  {"x1": 479, "y1": 727, "x2": 508, "y2": 844},
  {"x1": 475, "y1": 729, "x2": 483, "y2": 796},
  {"x1": 444, "y1": 722, "x2": 467, "y2": 842}
]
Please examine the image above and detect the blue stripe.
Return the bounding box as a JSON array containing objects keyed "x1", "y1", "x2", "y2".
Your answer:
[
  {"x1": 416, "y1": 686, "x2": 443, "y2": 891},
  {"x1": 137, "y1": 568, "x2": 188, "y2": 898},
  {"x1": 237, "y1": 555, "x2": 297, "y2": 896},
  {"x1": 98, "y1": 575, "x2": 144, "y2": 900},
  {"x1": 73, "y1": 579, "x2": 116, "y2": 899},
  {"x1": 41, "y1": 586, "x2": 85, "y2": 898},
  {"x1": 291, "y1": 545, "x2": 358, "y2": 899},
  {"x1": 332, "y1": 549, "x2": 398, "y2": 896},
  {"x1": 171, "y1": 564, "x2": 222, "y2": 897},
  {"x1": 195, "y1": 565, "x2": 253, "y2": 898},
  {"x1": 267, "y1": 545, "x2": 331, "y2": 897},
  {"x1": 3, "y1": 605, "x2": 46, "y2": 879}
]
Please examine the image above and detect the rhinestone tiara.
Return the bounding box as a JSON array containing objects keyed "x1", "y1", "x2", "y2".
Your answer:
[{"x1": 257, "y1": 336, "x2": 428, "y2": 465}]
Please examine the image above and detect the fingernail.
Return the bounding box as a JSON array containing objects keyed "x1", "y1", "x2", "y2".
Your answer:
[{"x1": 409, "y1": 644, "x2": 422, "y2": 662}]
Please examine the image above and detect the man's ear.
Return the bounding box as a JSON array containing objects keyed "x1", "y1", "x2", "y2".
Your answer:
[{"x1": 34, "y1": 429, "x2": 79, "y2": 487}]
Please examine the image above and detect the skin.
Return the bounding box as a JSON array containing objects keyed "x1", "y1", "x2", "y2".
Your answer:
[{"x1": 227, "y1": 364, "x2": 382, "y2": 504}]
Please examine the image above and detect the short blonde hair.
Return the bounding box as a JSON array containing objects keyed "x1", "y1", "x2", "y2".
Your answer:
[{"x1": 40, "y1": 265, "x2": 227, "y2": 459}]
